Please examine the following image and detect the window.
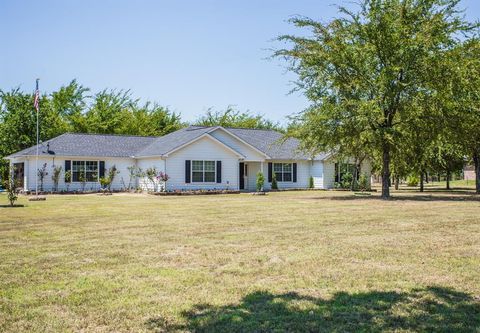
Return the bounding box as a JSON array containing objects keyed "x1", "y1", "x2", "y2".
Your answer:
[
  {"x1": 273, "y1": 163, "x2": 292, "y2": 182},
  {"x1": 192, "y1": 160, "x2": 216, "y2": 183},
  {"x1": 72, "y1": 161, "x2": 98, "y2": 182},
  {"x1": 335, "y1": 163, "x2": 359, "y2": 183}
]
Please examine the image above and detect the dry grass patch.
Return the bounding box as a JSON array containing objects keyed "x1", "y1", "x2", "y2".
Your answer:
[{"x1": 0, "y1": 190, "x2": 479, "y2": 332}]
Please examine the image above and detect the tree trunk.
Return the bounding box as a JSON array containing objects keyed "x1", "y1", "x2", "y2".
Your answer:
[
  {"x1": 381, "y1": 143, "x2": 390, "y2": 199},
  {"x1": 394, "y1": 175, "x2": 399, "y2": 190},
  {"x1": 420, "y1": 171, "x2": 424, "y2": 192},
  {"x1": 474, "y1": 150, "x2": 480, "y2": 194},
  {"x1": 446, "y1": 170, "x2": 451, "y2": 190}
]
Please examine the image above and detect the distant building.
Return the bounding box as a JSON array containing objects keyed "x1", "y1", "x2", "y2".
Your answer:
[{"x1": 464, "y1": 165, "x2": 476, "y2": 181}]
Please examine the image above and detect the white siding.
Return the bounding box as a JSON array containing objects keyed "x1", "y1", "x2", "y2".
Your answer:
[
  {"x1": 210, "y1": 129, "x2": 266, "y2": 161},
  {"x1": 311, "y1": 160, "x2": 324, "y2": 189},
  {"x1": 12, "y1": 156, "x2": 135, "y2": 192},
  {"x1": 136, "y1": 157, "x2": 165, "y2": 192},
  {"x1": 245, "y1": 162, "x2": 262, "y2": 191},
  {"x1": 165, "y1": 136, "x2": 240, "y2": 190},
  {"x1": 323, "y1": 161, "x2": 336, "y2": 189}
]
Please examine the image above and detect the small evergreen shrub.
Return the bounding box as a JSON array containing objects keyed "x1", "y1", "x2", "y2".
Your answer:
[
  {"x1": 309, "y1": 176, "x2": 314, "y2": 189},
  {"x1": 256, "y1": 172, "x2": 265, "y2": 192},
  {"x1": 271, "y1": 173, "x2": 278, "y2": 190}
]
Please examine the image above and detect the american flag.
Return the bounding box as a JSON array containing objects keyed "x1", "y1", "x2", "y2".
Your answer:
[{"x1": 34, "y1": 79, "x2": 40, "y2": 112}]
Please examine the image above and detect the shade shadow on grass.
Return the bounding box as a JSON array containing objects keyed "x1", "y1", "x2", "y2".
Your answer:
[
  {"x1": 319, "y1": 193, "x2": 480, "y2": 202},
  {"x1": 0, "y1": 204, "x2": 25, "y2": 208},
  {"x1": 146, "y1": 287, "x2": 480, "y2": 332}
]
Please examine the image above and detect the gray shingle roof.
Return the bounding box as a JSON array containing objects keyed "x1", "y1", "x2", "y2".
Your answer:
[
  {"x1": 136, "y1": 126, "x2": 212, "y2": 157},
  {"x1": 6, "y1": 133, "x2": 157, "y2": 158},
  {"x1": 6, "y1": 126, "x2": 330, "y2": 161},
  {"x1": 226, "y1": 127, "x2": 311, "y2": 159}
]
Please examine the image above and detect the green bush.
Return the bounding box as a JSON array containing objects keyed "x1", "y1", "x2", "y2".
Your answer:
[
  {"x1": 358, "y1": 174, "x2": 370, "y2": 191},
  {"x1": 407, "y1": 175, "x2": 420, "y2": 187},
  {"x1": 309, "y1": 176, "x2": 314, "y2": 189},
  {"x1": 271, "y1": 173, "x2": 278, "y2": 190},
  {"x1": 256, "y1": 172, "x2": 265, "y2": 192},
  {"x1": 341, "y1": 172, "x2": 353, "y2": 189}
]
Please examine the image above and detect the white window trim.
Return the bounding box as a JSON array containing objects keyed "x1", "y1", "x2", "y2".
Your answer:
[
  {"x1": 71, "y1": 160, "x2": 100, "y2": 183},
  {"x1": 273, "y1": 162, "x2": 293, "y2": 183},
  {"x1": 191, "y1": 160, "x2": 217, "y2": 183}
]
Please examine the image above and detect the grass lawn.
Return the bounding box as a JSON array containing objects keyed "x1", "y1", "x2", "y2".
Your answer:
[{"x1": 1, "y1": 189, "x2": 479, "y2": 332}]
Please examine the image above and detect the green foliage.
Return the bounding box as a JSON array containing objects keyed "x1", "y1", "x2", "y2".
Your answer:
[
  {"x1": 308, "y1": 176, "x2": 314, "y2": 189},
  {"x1": 271, "y1": 173, "x2": 278, "y2": 190},
  {"x1": 107, "y1": 165, "x2": 119, "y2": 191},
  {"x1": 0, "y1": 81, "x2": 183, "y2": 163},
  {"x1": 51, "y1": 165, "x2": 62, "y2": 192},
  {"x1": 99, "y1": 177, "x2": 111, "y2": 191},
  {"x1": 64, "y1": 170, "x2": 72, "y2": 184},
  {"x1": 0, "y1": 165, "x2": 18, "y2": 206},
  {"x1": 275, "y1": 0, "x2": 476, "y2": 198},
  {"x1": 37, "y1": 163, "x2": 48, "y2": 192},
  {"x1": 127, "y1": 166, "x2": 143, "y2": 190},
  {"x1": 407, "y1": 175, "x2": 420, "y2": 187},
  {"x1": 195, "y1": 106, "x2": 281, "y2": 131},
  {"x1": 145, "y1": 167, "x2": 158, "y2": 191},
  {"x1": 341, "y1": 172, "x2": 353, "y2": 190},
  {"x1": 358, "y1": 174, "x2": 370, "y2": 192},
  {"x1": 256, "y1": 172, "x2": 265, "y2": 192}
]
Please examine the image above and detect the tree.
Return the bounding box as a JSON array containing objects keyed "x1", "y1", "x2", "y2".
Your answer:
[
  {"x1": 195, "y1": 106, "x2": 281, "y2": 131},
  {"x1": 448, "y1": 39, "x2": 480, "y2": 194},
  {"x1": 275, "y1": 0, "x2": 474, "y2": 199}
]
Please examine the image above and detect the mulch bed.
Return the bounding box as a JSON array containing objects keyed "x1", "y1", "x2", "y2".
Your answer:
[{"x1": 151, "y1": 190, "x2": 240, "y2": 196}]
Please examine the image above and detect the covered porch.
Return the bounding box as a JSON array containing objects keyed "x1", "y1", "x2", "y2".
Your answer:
[{"x1": 239, "y1": 161, "x2": 264, "y2": 191}]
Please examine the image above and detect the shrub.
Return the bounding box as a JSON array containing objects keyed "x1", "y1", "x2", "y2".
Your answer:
[
  {"x1": 271, "y1": 173, "x2": 278, "y2": 190},
  {"x1": 145, "y1": 167, "x2": 158, "y2": 191},
  {"x1": 37, "y1": 163, "x2": 48, "y2": 192},
  {"x1": 51, "y1": 165, "x2": 62, "y2": 192},
  {"x1": 308, "y1": 176, "x2": 314, "y2": 189},
  {"x1": 358, "y1": 174, "x2": 370, "y2": 191},
  {"x1": 341, "y1": 172, "x2": 353, "y2": 189},
  {"x1": 256, "y1": 172, "x2": 265, "y2": 192},
  {"x1": 64, "y1": 170, "x2": 72, "y2": 192},
  {"x1": 107, "y1": 165, "x2": 119, "y2": 191},
  {"x1": 407, "y1": 175, "x2": 419, "y2": 187},
  {"x1": 99, "y1": 177, "x2": 111, "y2": 192},
  {"x1": 1, "y1": 166, "x2": 19, "y2": 206}
]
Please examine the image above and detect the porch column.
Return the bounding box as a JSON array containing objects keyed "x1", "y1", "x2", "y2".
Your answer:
[
  {"x1": 24, "y1": 158, "x2": 29, "y2": 191},
  {"x1": 261, "y1": 161, "x2": 264, "y2": 174}
]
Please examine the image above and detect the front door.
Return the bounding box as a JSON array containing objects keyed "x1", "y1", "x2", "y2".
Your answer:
[
  {"x1": 13, "y1": 163, "x2": 24, "y2": 189},
  {"x1": 239, "y1": 162, "x2": 245, "y2": 190}
]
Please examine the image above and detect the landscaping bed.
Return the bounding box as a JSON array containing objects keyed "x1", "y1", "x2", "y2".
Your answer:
[{"x1": 151, "y1": 189, "x2": 240, "y2": 196}]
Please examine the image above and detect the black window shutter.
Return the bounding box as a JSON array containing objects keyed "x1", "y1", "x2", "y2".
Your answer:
[
  {"x1": 65, "y1": 160, "x2": 71, "y2": 182},
  {"x1": 99, "y1": 161, "x2": 105, "y2": 178},
  {"x1": 268, "y1": 163, "x2": 272, "y2": 182},
  {"x1": 216, "y1": 161, "x2": 222, "y2": 183},
  {"x1": 293, "y1": 163, "x2": 297, "y2": 182},
  {"x1": 185, "y1": 160, "x2": 191, "y2": 183}
]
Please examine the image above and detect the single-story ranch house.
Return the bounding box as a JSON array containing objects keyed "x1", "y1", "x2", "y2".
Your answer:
[{"x1": 5, "y1": 126, "x2": 371, "y2": 192}]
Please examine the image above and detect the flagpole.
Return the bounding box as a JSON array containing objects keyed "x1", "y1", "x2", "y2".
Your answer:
[{"x1": 35, "y1": 79, "x2": 39, "y2": 197}]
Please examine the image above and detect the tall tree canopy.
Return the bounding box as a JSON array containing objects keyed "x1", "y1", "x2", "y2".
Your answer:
[
  {"x1": 276, "y1": 0, "x2": 476, "y2": 198},
  {"x1": 0, "y1": 80, "x2": 183, "y2": 163},
  {"x1": 194, "y1": 106, "x2": 282, "y2": 131}
]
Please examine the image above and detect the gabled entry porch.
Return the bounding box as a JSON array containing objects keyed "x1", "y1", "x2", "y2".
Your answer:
[{"x1": 239, "y1": 161, "x2": 264, "y2": 191}]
